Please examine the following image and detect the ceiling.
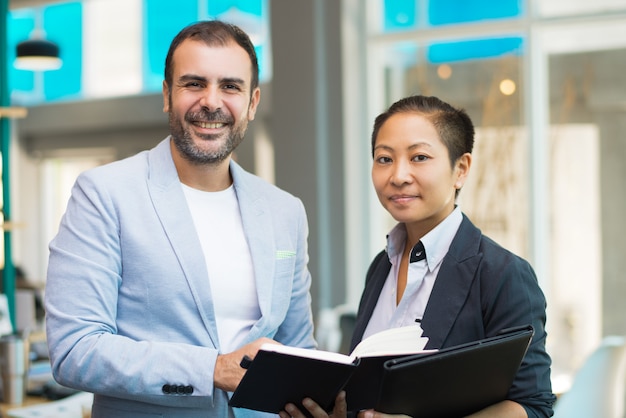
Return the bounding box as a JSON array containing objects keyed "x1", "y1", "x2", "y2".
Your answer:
[{"x1": 9, "y1": 0, "x2": 66, "y2": 9}]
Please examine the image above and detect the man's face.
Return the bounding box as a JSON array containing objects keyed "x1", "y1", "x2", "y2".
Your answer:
[{"x1": 163, "y1": 39, "x2": 260, "y2": 165}]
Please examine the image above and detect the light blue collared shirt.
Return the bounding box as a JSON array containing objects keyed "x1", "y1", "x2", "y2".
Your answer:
[{"x1": 362, "y1": 207, "x2": 463, "y2": 340}]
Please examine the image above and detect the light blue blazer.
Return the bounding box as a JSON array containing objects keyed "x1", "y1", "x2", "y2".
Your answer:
[{"x1": 45, "y1": 137, "x2": 316, "y2": 417}]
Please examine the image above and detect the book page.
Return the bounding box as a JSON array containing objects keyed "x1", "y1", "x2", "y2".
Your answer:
[
  {"x1": 351, "y1": 325, "x2": 431, "y2": 358},
  {"x1": 259, "y1": 343, "x2": 356, "y2": 364},
  {"x1": 257, "y1": 324, "x2": 432, "y2": 365}
]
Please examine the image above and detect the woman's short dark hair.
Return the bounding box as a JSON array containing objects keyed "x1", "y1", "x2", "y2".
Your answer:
[
  {"x1": 164, "y1": 20, "x2": 259, "y2": 93},
  {"x1": 371, "y1": 95, "x2": 475, "y2": 167}
]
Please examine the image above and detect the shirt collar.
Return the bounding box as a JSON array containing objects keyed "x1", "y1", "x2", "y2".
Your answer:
[{"x1": 386, "y1": 206, "x2": 463, "y2": 270}]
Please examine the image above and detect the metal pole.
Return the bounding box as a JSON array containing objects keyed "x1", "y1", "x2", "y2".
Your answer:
[{"x1": 0, "y1": 0, "x2": 17, "y2": 332}]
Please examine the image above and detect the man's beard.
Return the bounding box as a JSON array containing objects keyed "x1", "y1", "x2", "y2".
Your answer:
[{"x1": 169, "y1": 108, "x2": 247, "y2": 165}]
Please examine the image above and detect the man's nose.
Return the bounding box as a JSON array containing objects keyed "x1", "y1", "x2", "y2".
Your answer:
[{"x1": 199, "y1": 86, "x2": 221, "y2": 111}]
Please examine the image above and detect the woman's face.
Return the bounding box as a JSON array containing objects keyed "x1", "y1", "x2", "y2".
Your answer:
[{"x1": 371, "y1": 112, "x2": 470, "y2": 236}]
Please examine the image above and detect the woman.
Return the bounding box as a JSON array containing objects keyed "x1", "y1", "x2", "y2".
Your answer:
[{"x1": 282, "y1": 95, "x2": 555, "y2": 418}]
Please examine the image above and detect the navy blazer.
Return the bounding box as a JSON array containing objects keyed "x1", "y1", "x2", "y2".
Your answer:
[{"x1": 351, "y1": 215, "x2": 555, "y2": 418}]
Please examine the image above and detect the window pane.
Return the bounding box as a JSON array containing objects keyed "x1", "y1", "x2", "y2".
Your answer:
[
  {"x1": 546, "y1": 47, "x2": 626, "y2": 391},
  {"x1": 429, "y1": 0, "x2": 522, "y2": 25},
  {"x1": 42, "y1": 2, "x2": 82, "y2": 101},
  {"x1": 537, "y1": 0, "x2": 626, "y2": 17},
  {"x1": 144, "y1": 0, "x2": 198, "y2": 92},
  {"x1": 380, "y1": 0, "x2": 523, "y2": 32},
  {"x1": 383, "y1": 0, "x2": 416, "y2": 32},
  {"x1": 205, "y1": 0, "x2": 271, "y2": 83},
  {"x1": 7, "y1": 9, "x2": 36, "y2": 97},
  {"x1": 8, "y1": 4, "x2": 82, "y2": 104}
]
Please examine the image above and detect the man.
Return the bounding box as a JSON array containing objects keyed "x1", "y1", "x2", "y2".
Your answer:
[{"x1": 45, "y1": 20, "x2": 316, "y2": 417}]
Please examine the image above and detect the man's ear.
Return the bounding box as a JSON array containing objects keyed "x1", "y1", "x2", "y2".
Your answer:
[
  {"x1": 247, "y1": 87, "x2": 261, "y2": 121},
  {"x1": 162, "y1": 81, "x2": 170, "y2": 113}
]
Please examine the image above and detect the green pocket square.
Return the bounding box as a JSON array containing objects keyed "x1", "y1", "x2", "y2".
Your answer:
[{"x1": 275, "y1": 250, "x2": 296, "y2": 259}]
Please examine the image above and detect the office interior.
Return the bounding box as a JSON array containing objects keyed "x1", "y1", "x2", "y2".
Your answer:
[{"x1": 1, "y1": 0, "x2": 626, "y2": 411}]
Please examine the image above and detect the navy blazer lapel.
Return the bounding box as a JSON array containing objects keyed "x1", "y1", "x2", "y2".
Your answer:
[
  {"x1": 350, "y1": 250, "x2": 391, "y2": 350},
  {"x1": 421, "y1": 215, "x2": 483, "y2": 349}
]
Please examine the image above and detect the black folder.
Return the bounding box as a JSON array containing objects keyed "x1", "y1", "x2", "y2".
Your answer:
[
  {"x1": 230, "y1": 325, "x2": 533, "y2": 418},
  {"x1": 358, "y1": 325, "x2": 535, "y2": 417}
]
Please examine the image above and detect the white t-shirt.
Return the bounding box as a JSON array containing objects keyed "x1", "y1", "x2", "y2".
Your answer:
[{"x1": 182, "y1": 183, "x2": 260, "y2": 353}]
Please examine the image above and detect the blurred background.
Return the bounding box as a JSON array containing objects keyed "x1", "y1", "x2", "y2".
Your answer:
[{"x1": 1, "y1": 0, "x2": 626, "y2": 399}]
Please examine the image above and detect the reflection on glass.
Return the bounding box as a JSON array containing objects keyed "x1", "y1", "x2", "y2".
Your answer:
[
  {"x1": 537, "y1": 0, "x2": 626, "y2": 17},
  {"x1": 381, "y1": 0, "x2": 522, "y2": 32},
  {"x1": 546, "y1": 48, "x2": 626, "y2": 392}
]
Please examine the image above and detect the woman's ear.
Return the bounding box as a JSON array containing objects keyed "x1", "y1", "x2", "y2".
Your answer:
[{"x1": 454, "y1": 153, "x2": 472, "y2": 189}]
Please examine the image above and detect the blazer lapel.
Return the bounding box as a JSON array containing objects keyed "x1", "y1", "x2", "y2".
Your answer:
[
  {"x1": 146, "y1": 138, "x2": 220, "y2": 348},
  {"x1": 350, "y1": 251, "x2": 391, "y2": 350},
  {"x1": 230, "y1": 162, "x2": 275, "y2": 341},
  {"x1": 421, "y1": 215, "x2": 483, "y2": 348}
]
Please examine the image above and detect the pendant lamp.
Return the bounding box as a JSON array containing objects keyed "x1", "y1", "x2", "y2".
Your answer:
[{"x1": 15, "y1": 37, "x2": 62, "y2": 71}]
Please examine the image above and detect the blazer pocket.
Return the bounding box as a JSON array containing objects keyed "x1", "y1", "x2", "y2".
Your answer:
[{"x1": 275, "y1": 250, "x2": 296, "y2": 275}]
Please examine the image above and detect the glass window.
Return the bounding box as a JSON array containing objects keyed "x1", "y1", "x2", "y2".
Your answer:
[
  {"x1": 537, "y1": 0, "x2": 626, "y2": 17},
  {"x1": 8, "y1": 0, "x2": 271, "y2": 103},
  {"x1": 429, "y1": 0, "x2": 522, "y2": 25},
  {"x1": 362, "y1": 0, "x2": 626, "y2": 395},
  {"x1": 205, "y1": 0, "x2": 270, "y2": 83},
  {"x1": 143, "y1": 0, "x2": 198, "y2": 92},
  {"x1": 7, "y1": 9, "x2": 36, "y2": 95},
  {"x1": 383, "y1": 0, "x2": 416, "y2": 32},
  {"x1": 545, "y1": 44, "x2": 626, "y2": 392},
  {"x1": 381, "y1": 0, "x2": 523, "y2": 32},
  {"x1": 8, "y1": 2, "x2": 82, "y2": 104}
]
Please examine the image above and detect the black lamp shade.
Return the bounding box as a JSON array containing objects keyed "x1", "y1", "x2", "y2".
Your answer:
[
  {"x1": 15, "y1": 38, "x2": 62, "y2": 71},
  {"x1": 17, "y1": 38, "x2": 60, "y2": 58}
]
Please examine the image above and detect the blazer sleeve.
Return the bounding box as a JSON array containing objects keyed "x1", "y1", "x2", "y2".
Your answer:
[
  {"x1": 481, "y1": 252, "x2": 556, "y2": 418},
  {"x1": 45, "y1": 168, "x2": 219, "y2": 408}
]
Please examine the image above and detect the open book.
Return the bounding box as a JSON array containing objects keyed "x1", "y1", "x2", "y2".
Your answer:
[{"x1": 229, "y1": 324, "x2": 432, "y2": 416}]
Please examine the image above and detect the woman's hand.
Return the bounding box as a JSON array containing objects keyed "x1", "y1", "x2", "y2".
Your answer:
[{"x1": 279, "y1": 391, "x2": 347, "y2": 418}]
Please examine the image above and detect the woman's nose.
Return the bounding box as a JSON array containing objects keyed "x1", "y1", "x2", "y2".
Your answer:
[{"x1": 390, "y1": 161, "x2": 413, "y2": 185}]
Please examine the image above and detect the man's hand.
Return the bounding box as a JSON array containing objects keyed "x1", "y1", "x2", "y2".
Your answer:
[
  {"x1": 357, "y1": 411, "x2": 410, "y2": 418},
  {"x1": 279, "y1": 391, "x2": 347, "y2": 418},
  {"x1": 214, "y1": 337, "x2": 278, "y2": 392}
]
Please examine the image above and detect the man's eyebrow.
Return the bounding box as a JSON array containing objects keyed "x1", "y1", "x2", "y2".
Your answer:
[
  {"x1": 177, "y1": 74, "x2": 207, "y2": 84},
  {"x1": 220, "y1": 77, "x2": 246, "y2": 85}
]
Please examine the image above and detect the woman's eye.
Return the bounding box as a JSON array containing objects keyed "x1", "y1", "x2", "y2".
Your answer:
[
  {"x1": 376, "y1": 156, "x2": 392, "y2": 164},
  {"x1": 413, "y1": 155, "x2": 429, "y2": 162}
]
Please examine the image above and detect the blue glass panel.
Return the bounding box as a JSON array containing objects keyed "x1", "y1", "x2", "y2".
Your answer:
[
  {"x1": 208, "y1": 0, "x2": 263, "y2": 17},
  {"x1": 429, "y1": 0, "x2": 522, "y2": 25},
  {"x1": 43, "y1": 2, "x2": 82, "y2": 101},
  {"x1": 206, "y1": 0, "x2": 269, "y2": 82},
  {"x1": 428, "y1": 37, "x2": 523, "y2": 63},
  {"x1": 383, "y1": 0, "x2": 416, "y2": 31},
  {"x1": 7, "y1": 9, "x2": 36, "y2": 96},
  {"x1": 143, "y1": 0, "x2": 198, "y2": 92}
]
